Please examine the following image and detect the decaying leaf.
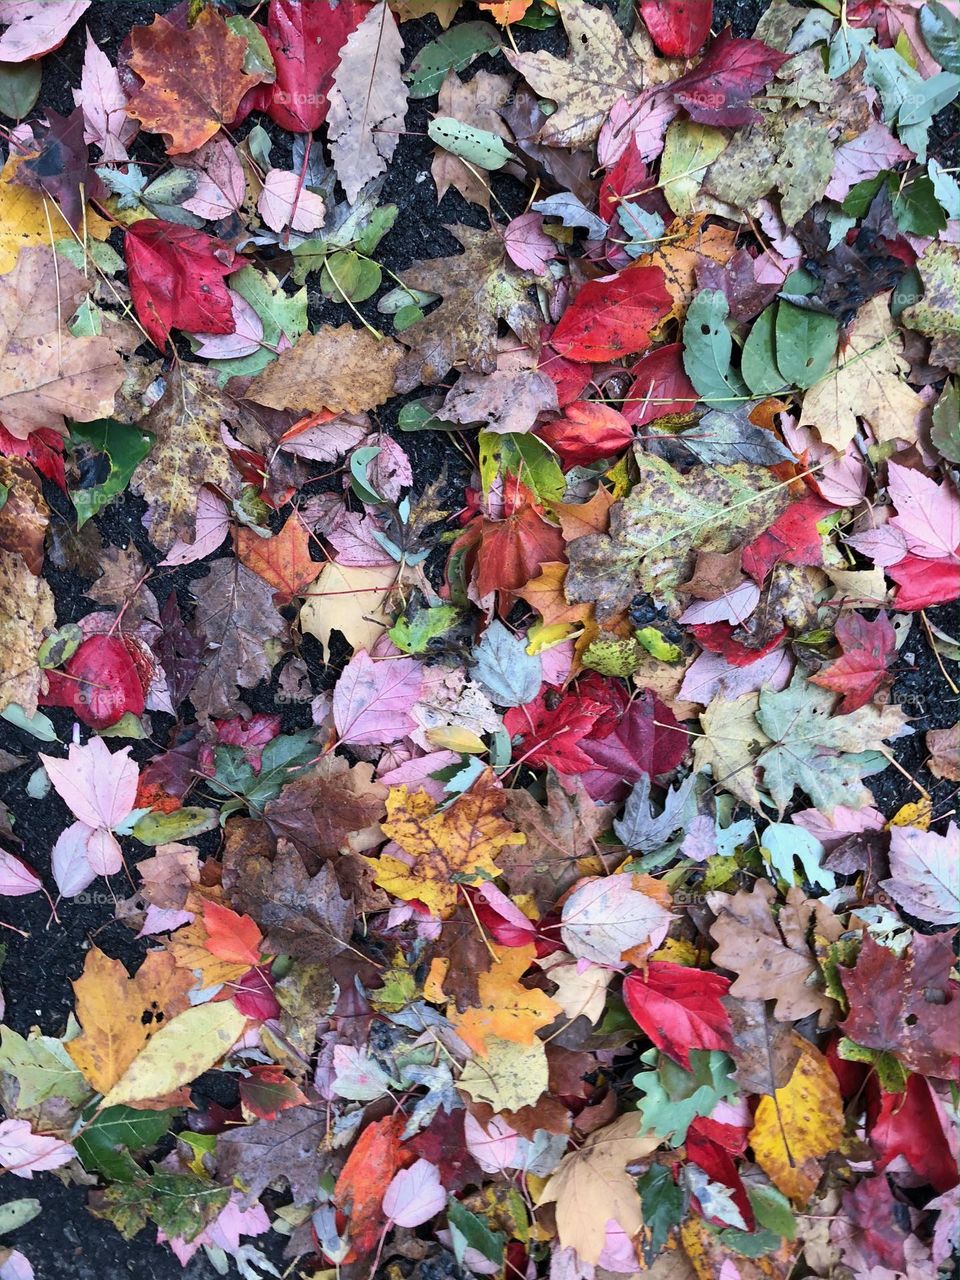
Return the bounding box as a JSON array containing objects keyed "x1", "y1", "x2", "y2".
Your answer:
[{"x1": 246, "y1": 325, "x2": 403, "y2": 414}]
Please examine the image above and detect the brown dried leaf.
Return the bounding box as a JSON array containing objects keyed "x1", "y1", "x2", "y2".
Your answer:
[
  {"x1": 264, "y1": 755, "x2": 387, "y2": 866},
  {"x1": 926, "y1": 722, "x2": 960, "y2": 781},
  {"x1": 0, "y1": 246, "x2": 124, "y2": 438},
  {"x1": 246, "y1": 325, "x2": 402, "y2": 415},
  {"x1": 0, "y1": 457, "x2": 47, "y2": 576},
  {"x1": 0, "y1": 546, "x2": 55, "y2": 717},
  {"x1": 431, "y1": 70, "x2": 513, "y2": 209}
]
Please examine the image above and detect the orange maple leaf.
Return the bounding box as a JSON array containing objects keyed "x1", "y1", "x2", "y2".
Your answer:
[
  {"x1": 333, "y1": 1114, "x2": 411, "y2": 1257},
  {"x1": 450, "y1": 943, "x2": 561, "y2": 1056},
  {"x1": 201, "y1": 899, "x2": 263, "y2": 967},
  {"x1": 234, "y1": 514, "x2": 322, "y2": 606}
]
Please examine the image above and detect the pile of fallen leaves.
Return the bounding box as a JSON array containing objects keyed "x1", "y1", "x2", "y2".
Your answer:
[{"x1": 0, "y1": 0, "x2": 957, "y2": 1277}]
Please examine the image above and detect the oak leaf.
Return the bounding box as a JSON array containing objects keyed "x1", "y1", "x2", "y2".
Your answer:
[
  {"x1": 0, "y1": 246, "x2": 124, "y2": 438},
  {"x1": 66, "y1": 947, "x2": 194, "y2": 1096},
  {"x1": 707, "y1": 880, "x2": 839, "y2": 1025},
  {"x1": 246, "y1": 325, "x2": 402, "y2": 415},
  {"x1": 538, "y1": 1112, "x2": 661, "y2": 1264},
  {"x1": 749, "y1": 1041, "x2": 844, "y2": 1205},
  {"x1": 125, "y1": 7, "x2": 260, "y2": 155},
  {"x1": 327, "y1": 3, "x2": 407, "y2": 204},
  {"x1": 449, "y1": 943, "x2": 561, "y2": 1056},
  {"x1": 371, "y1": 771, "x2": 525, "y2": 917},
  {"x1": 395, "y1": 225, "x2": 541, "y2": 389}
]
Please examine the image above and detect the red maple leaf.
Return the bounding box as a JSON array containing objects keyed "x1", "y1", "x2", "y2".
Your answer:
[
  {"x1": 810, "y1": 612, "x2": 896, "y2": 713},
  {"x1": 550, "y1": 264, "x2": 672, "y2": 363},
  {"x1": 475, "y1": 506, "x2": 565, "y2": 597},
  {"x1": 640, "y1": 0, "x2": 713, "y2": 57},
  {"x1": 124, "y1": 220, "x2": 236, "y2": 350},
  {"x1": 624, "y1": 961, "x2": 734, "y2": 1069}
]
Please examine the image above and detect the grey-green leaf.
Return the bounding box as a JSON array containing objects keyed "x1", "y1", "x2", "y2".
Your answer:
[
  {"x1": 774, "y1": 301, "x2": 838, "y2": 389},
  {"x1": 741, "y1": 306, "x2": 789, "y2": 397},
  {"x1": 427, "y1": 118, "x2": 513, "y2": 171},
  {"x1": 406, "y1": 22, "x2": 501, "y2": 98},
  {"x1": 683, "y1": 290, "x2": 749, "y2": 408}
]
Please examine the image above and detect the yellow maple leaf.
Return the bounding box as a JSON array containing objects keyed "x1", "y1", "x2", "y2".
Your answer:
[
  {"x1": 66, "y1": 946, "x2": 194, "y2": 1095},
  {"x1": 0, "y1": 155, "x2": 110, "y2": 275},
  {"x1": 370, "y1": 771, "x2": 525, "y2": 917},
  {"x1": 451, "y1": 943, "x2": 561, "y2": 1056},
  {"x1": 749, "y1": 1040, "x2": 844, "y2": 1204}
]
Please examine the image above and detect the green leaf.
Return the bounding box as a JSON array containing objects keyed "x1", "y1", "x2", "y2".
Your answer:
[
  {"x1": 741, "y1": 306, "x2": 788, "y2": 397},
  {"x1": 92, "y1": 1170, "x2": 229, "y2": 1243},
  {"x1": 209, "y1": 730, "x2": 317, "y2": 816},
  {"x1": 389, "y1": 605, "x2": 461, "y2": 654},
  {"x1": 0, "y1": 1026, "x2": 90, "y2": 1108},
  {"x1": 0, "y1": 61, "x2": 40, "y2": 120},
  {"x1": 748, "y1": 1184, "x2": 797, "y2": 1241},
  {"x1": 350, "y1": 445, "x2": 385, "y2": 505},
  {"x1": 74, "y1": 1105, "x2": 175, "y2": 1182},
  {"x1": 354, "y1": 204, "x2": 398, "y2": 255},
  {"x1": 931, "y1": 379, "x2": 960, "y2": 463},
  {"x1": 636, "y1": 1165, "x2": 683, "y2": 1264},
  {"x1": 37, "y1": 623, "x2": 84, "y2": 671},
  {"x1": 406, "y1": 22, "x2": 501, "y2": 98},
  {"x1": 635, "y1": 1050, "x2": 738, "y2": 1146},
  {"x1": 69, "y1": 420, "x2": 153, "y2": 528},
  {"x1": 447, "y1": 1197, "x2": 505, "y2": 1266},
  {"x1": 479, "y1": 431, "x2": 565, "y2": 505},
  {"x1": 56, "y1": 239, "x2": 124, "y2": 276},
  {"x1": 427, "y1": 118, "x2": 513, "y2": 170},
  {"x1": 0, "y1": 1199, "x2": 41, "y2": 1235},
  {"x1": 660, "y1": 120, "x2": 728, "y2": 217},
  {"x1": 397, "y1": 400, "x2": 458, "y2": 432},
  {"x1": 920, "y1": 0, "x2": 960, "y2": 72},
  {"x1": 683, "y1": 290, "x2": 748, "y2": 408},
  {"x1": 837, "y1": 1037, "x2": 908, "y2": 1092},
  {"x1": 774, "y1": 301, "x2": 838, "y2": 389},
  {"x1": 226, "y1": 14, "x2": 276, "y2": 81},
  {"x1": 320, "y1": 250, "x2": 381, "y2": 303},
  {"x1": 893, "y1": 175, "x2": 948, "y2": 237},
  {"x1": 132, "y1": 807, "x2": 219, "y2": 845},
  {"x1": 209, "y1": 265, "x2": 307, "y2": 380},
  {"x1": 842, "y1": 171, "x2": 888, "y2": 218}
]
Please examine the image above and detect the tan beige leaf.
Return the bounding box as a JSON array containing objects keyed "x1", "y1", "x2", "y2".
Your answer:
[
  {"x1": 692, "y1": 692, "x2": 771, "y2": 811},
  {"x1": 708, "y1": 880, "x2": 839, "y2": 1026},
  {"x1": 66, "y1": 947, "x2": 194, "y2": 1095},
  {"x1": 246, "y1": 325, "x2": 402, "y2": 415},
  {"x1": 299, "y1": 559, "x2": 399, "y2": 661},
  {"x1": 132, "y1": 364, "x2": 241, "y2": 552},
  {"x1": 432, "y1": 70, "x2": 513, "y2": 209},
  {"x1": 0, "y1": 547, "x2": 54, "y2": 717},
  {"x1": 0, "y1": 246, "x2": 124, "y2": 438},
  {"x1": 798, "y1": 297, "x2": 925, "y2": 449},
  {"x1": 927, "y1": 722, "x2": 960, "y2": 782},
  {"x1": 538, "y1": 1112, "x2": 660, "y2": 1264}
]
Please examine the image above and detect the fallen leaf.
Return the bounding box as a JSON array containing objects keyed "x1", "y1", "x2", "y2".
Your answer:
[
  {"x1": 749, "y1": 1040, "x2": 844, "y2": 1204},
  {"x1": 432, "y1": 70, "x2": 513, "y2": 210},
  {"x1": 125, "y1": 7, "x2": 260, "y2": 155},
  {"x1": 66, "y1": 947, "x2": 194, "y2": 1095},
  {"x1": 333, "y1": 1114, "x2": 409, "y2": 1256},
  {"x1": 669, "y1": 28, "x2": 789, "y2": 127},
  {"x1": 259, "y1": 0, "x2": 372, "y2": 133},
  {"x1": 538, "y1": 1112, "x2": 661, "y2": 1264},
  {"x1": 223, "y1": 847, "x2": 355, "y2": 961},
  {"x1": 327, "y1": 3, "x2": 407, "y2": 204},
  {"x1": 299, "y1": 559, "x2": 398, "y2": 661},
  {"x1": 560, "y1": 873, "x2": 673, "y2": 966},
  {"x1": 333, "y1": 650, "x2": 422, "y2": 746},
  {"x1": 371, "y1": 771, "x2": 525, "y2": 918},
  {"x1": 879, "y1": 823, "x2": 960, "y2": 925},
  {"x1": 0, "y1": 549, "x2": 55, "y2": 717},
  {"x1": 124, "y1": 220, "x2": 236, "y2": 352},
  {"x1": 550, "y1": 265, "x2": 673, "y2": 362},
  {"x1": 926, "y1": 722, "x2": 960, "y2": 782},
  {"x1": 234, "y1": 516, "x2": 321, "y2": 606},
  {"x1": 246, "y1": 325, "x2": 402, "y2": 414},
  {"x1": 809, "y1": 611, "x2": 896, "y2": 712},
  {"x1": 624, "y1": 962, "x2": 733, "y2": 1069}
]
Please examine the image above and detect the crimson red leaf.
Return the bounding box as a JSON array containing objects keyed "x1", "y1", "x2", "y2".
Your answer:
[
  {"x1": 887, "y1": 554, "x2": 960, "y2": 610},
  {"x1": 670, "y1": 28, "x2": 789, "y2": 127},
  {"x1": 742, "y1": 493, "x2": 836, "y2": 581},
  {"x1": 810, "y1": 612, "x2": 896, "y2": 713},
  {"x1": 260, "y1": 0, "x2": 372, "y2": 132},
  {"x1": 536, "y1": 402, "x2": 634, "y2": 466},
  {"x1": 685, "y1": 1130, "x2": 755, "y2": 1231},
  {"x1": 599, "y1": 137, "x2": 649, "y2": 223},
  {"x1": 124, "y1": 220, "x2": 236, "y2": 350},
  {"x1": 475, "y1": 506, "x2": 565, "y2": 598},
  {"x1": 640, "y1": 0, "x2": 713, "y2": 57},
  {"x1": 40, "y1": 634, "x2": 146, "y2": 729},
  {"x1": 624, "y1": 961, "x2": 733, "y2": 1069},
  {"x1": 239, "y1": 1063, "x2": 307, "y2": 1119},
  {"x1": 689, "y1": 622, "x2": 787, "y2": 666},
  {"x1": 581, "y1": 689, "x2": 687, "y2": 801},
  {"x1": 622, "y1": 342, "x2": 699, "y2": 427},
  {"x1": 0, "y1": 424, "x2": 65, "y2": 490},
  {"x1": 504, "y1": 693, "x2": 606, "y2": 774},
  {"x1": 866, "y1": 1073, "x2": 958, "y2": 1192},
  {"x1": 549, "y1": 264, "x2": 672, "y2": 363}
]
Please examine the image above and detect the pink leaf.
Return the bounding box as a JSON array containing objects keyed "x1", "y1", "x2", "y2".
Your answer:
[
  {"x1": 382, "y1": 1159, "x2": 446, "y2": 1228},
  {"x1": 598, "y1": 92, "x2": 677, "y2": 167},
  {"x1": 40, "y1": 737, "x2": 138, "y2": 831},
  {"x1": 679, "y1": 582, "x2": 760, "y2": 626},
  {"x1": 503, "y1": 212, "x2": 557, "y2": 273},
  {"x1": 0, "y1": 0, "x2": 90, "y2": 61},
  {"x1": 179, "y1": 135, "x2": 246, "y2": 220},
  {"x1": 825, "y1": 121, "x2": 913, "y2": 202},
  {"x1": 0, "y1": 849, "x2": 42, "y2": 897},
  {"x1": 333, "y1": 651, "x2": 423, "y2": 746},
  {"x1": 0, "y1": 1120, "x2": 75, "y2": 1177},
  {"x1": 161, "y1": 487, "x2": 230, "y2": 566},
  {"x1": 190, "y1": 289, "x2": 264, "y2": 359},
  {"x1": 74, "y1": 29, "x2": 137, "y2": 160},
  {"x1": 880, "y1": 823, "x2": 960, "y2": 925},
  {"x1": 888, "y1": 463, "x2": 960, "y2": 560},
  {"x1": 463, "y1": 1113, "x2": 519, "y2": 1173},
  {"x1": 258, "y1": 169, "x2": 327, "y2": 233},
  {"x1": 51, "y1": 822, "x2": 97, "y2": 899}
]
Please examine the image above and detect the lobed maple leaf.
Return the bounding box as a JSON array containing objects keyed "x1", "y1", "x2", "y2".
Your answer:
[
  {"x1": 124, "y1": 221, "x2": 236, "y2": 353},
  {"x1": 810, "y1": 611, "x2": 896, "y2": 713},
  {"x1": 125, "y1": 7, "x2": 261, "y2": 155},
  {"x1": 669, "y1": 28, "x2": 789, "y2": 127},
  {"x1": 624, "y1": 962, "x2": 733, "y2": 1069}
]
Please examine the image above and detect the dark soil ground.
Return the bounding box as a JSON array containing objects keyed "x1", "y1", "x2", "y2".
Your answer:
[{"x1": 0, "y1": 2, "x2": 957, "y2": 1278}]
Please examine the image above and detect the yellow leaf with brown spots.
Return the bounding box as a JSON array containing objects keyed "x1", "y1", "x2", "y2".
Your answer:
[
  {"x1": 66, "y1": 946, "x2": 194, "y2": 1095},
  {"x1": 0, "y1": 547, "x2": 55, "y2": 718},
  {"x1": 450, "y1": 943, "x2": 561, "y2": 1056},
  {"x1": 0, "y1": 155, "x2": 110, "y2": 275},
  {"x1": 246, "y1": 324, "x2": 403, "y2": 415},
  {"x1": 681, "y1": 1216, "x2": 793, "y2": 1279},
  {"x1": 370, "y1": 770, "x2": 525, "y2": 917},
  {"x1": 633, "y1": 215, "x2": 737, "y2": 326},
  {"x1": 749, "y1": 1040, "x2": 844, "y2": 1205}
]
